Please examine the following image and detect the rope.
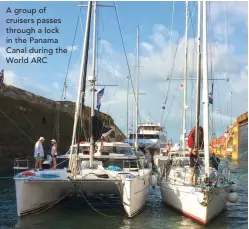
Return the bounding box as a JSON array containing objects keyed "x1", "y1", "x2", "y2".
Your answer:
[
  {"x1": 21, "y1": 111, "x2": 38, "y2": 138},
  {"x1": 33, "y1": 190, "x2": 70, "y2": 215},
  {"x1": 80, "y1": 189, "x2": 117, "y2": 217},
  {"x1": 0, "y1": 106, "x2": 35, "y2": 143},
  {"x1": 92, "y1": 194, "x2": 124, "y2": 215}
]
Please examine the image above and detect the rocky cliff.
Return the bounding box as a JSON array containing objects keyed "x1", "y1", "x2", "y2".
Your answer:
[{"x1": 0, "y1": 84, "x2": 125, "y2": 175}]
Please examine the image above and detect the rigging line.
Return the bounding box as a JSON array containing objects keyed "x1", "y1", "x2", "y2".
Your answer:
[
  {"x1": 97, "y1": 6, "x2": 106, "y2": 82},
  {"x1": 216, "y1": 83, "x2": 224, "y2": 133},
  {"x1": 61, "y1": 2, "x2": 83, "y2": 101},
  {"x1": 113, "y1": 1, "x2": 142, "y2": 125},
  {"x1": 161, "y1": 0, "x2": 197, "y2": 113},
  {"x1": 208, "y1": 5, "x2": 225, "y2": 133},
  {"x1": 97, "y1": 8, "x2": 118, "y2": 89},
  {"x1": 0, "y1": 106, "x2": 35, "y2": 143},
  {"x1": 21, "y1": 111, "x2": 39, "y2": 138},
  {"x1": 164, "y1": 79, "x2": 181, "y2": 127},
  {"x1": 207, "y1": 3, "x2": 214, "y2": 135},
  {"x1": 160, "y1": 33, "x2": 181, "y2": 125},
  {"x1": 223, "y1": 2, "x2": 228, "y2": 80},
  {"x1": 160, "y1": 1, "x2": 175, "y2": 125},
  {"x1": 53, "y1": 3, "x2": 83, "y2": 144},
  {"x1": 188, "y1": 2, "x2": 198, "y2": 129},
  {"x1": 166, "y1": 1, "x2": 175, "y2": 76}
]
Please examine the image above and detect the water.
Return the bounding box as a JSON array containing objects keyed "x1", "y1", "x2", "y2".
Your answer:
[{"x1": 0, "y1": 159, "x2": 247, "y2": 229}]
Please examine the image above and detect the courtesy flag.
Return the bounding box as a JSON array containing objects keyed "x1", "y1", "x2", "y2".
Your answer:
[{"x1": 96, "y1": 88, "x2": 105, "y2": 111}]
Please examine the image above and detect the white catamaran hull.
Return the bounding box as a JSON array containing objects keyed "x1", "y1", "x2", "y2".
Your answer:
[
  {"x1": 15, "y1": 169, "x2": 151, "y2": 218},
  {"x1": 15, "y1": 178, "x2": 72, "y2": 216},
  {"x1": 122, "y1": 172, "x2": 151, "y2": 217},
  {"x1": 160, "y1": 182, "x2": 229, "y2": 224}
]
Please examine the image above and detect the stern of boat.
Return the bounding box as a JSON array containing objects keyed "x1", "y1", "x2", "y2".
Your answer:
[{"x1": 122, "y1": 169, "x2": 151, "y2": 217}]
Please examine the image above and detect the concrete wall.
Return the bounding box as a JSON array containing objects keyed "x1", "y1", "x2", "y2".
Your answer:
[{"x1": 0, "y1": 84, "x2": 125, "y2": 175}]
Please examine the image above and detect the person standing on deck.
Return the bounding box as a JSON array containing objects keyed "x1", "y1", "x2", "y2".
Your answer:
[
  {"x1": 51, "y1": 139, "x2": 57, "y2": 169},
  {"x1": 188, "y1": 127, "x2": 203, "y2": 186},
  {"x1": 189, "y1": 148, "x2": 200, "y2": 186},
  {"x1": 34, "y1": 137, "x2": 45, "y2": 171}
]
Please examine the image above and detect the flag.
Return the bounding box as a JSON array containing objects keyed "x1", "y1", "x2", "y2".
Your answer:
[
  {"x1": 209, "y1": 83, "x2": 214, "y2": 105},
  {"x1": 209, "y1": 92, "x2": 213, "y2": 104},
  {"x1": 96, "y1": 88, "x2": 105, "y2": 111}
]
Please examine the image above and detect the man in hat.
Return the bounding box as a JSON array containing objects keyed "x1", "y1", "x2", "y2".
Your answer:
[
  {"x1": 34, "y1": 137, "x2": 45, "y2": 171},
  {"x1": 51, "y1": 139, "x2": 57, "y2": 169}
]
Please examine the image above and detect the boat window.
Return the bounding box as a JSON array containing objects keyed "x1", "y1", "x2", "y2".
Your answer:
[
  {"x1": 129, "y1": 134, "x2": 159, "y2": 139},
  {"x1": 102, "y1": 146, "x2": 134, "y2": 155},
  {"x1": 138, "y1": 134, "x2": 159, "y2": 139}
]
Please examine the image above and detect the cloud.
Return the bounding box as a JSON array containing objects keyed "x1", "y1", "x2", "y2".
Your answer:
[
  {"x1": 4, "y1": 70, "x2": 24, "y2": 88},
  {"x1": 72, "y1": 22, "x2": 246, "y2": 142},
  {"x1": 52, "y1": 82, "x2": 60, "y2": 90},
  {"x1": 209, "y1": 2, "x2": 248, "y2": 39},
  {"x1": 66, "y1": 45, "x2": 78, "y2": 52},
  {"x1": 3, "y1": 4, "x2": 246, "y2": 143}
]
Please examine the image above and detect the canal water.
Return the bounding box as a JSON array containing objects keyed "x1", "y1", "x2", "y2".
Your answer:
[{"x1": 0, "y1": 157, "x2": 247, "y2": 229}]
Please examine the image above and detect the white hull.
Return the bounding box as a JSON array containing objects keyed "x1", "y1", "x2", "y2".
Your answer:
[
  {"x1": 15, "y1": 170, "x2": 72, "y2": 216},
  {"x1": 122, "y1": 171, "x2": 151, "y2": 217},
  {"x1": 15, "y1": 168, "x2": 151, "y2": 218},
  {"x1": 160, "y1": 182, "x2": 229, "y2": 224}
]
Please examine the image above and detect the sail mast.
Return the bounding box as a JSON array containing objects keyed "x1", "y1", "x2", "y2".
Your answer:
[
  {"x1": 135, "y1": 26, "x2": 140, "y2": 152},
  {"x1": 69, "y1": 2, "x2": 92, "y2": 168},
  {"x1": 195, "y1": 0, "x2": 201, "y2": 153},
  {"x1": 203, "y1": 0, "x2": 210, "y2": 174},
  {"x1": 182, "y1": 0, "x2": 188, "y2": 150},
  {"x1": 89, "y1": 1, "x2": 97, "y2": 169}
]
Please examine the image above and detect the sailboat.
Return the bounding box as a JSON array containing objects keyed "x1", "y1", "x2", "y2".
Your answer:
[
  {"x1": 159, "y1": 0, "x2": 239, "y2": 224},
  {"x1": 14, "y1": 1, "x2": 152, "y2": 218}
]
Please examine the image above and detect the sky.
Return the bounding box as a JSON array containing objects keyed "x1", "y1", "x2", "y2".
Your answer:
[{"x1": 0, "y1": 1, "x2": 248, "y2": 143}]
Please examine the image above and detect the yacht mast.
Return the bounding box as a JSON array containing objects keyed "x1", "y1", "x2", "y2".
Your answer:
[
  {"x1": 135, "y1": 26, "x2": 140, "y2": 152},
  {"x1": 69, "y1": 1, "x2": 92, "y2": 169},
  {"x1": 195, "y1": 0, "x2": 201, "y2": 153},
  {"x1": 89, "y1": 1, "x2": 98, "y2": 169},
  {"x1": 182, "y1": 0, "x2": 188, "y2": 150},
  {"x1": 202, "y1": 0, "x2": 210, "y2": 174}
]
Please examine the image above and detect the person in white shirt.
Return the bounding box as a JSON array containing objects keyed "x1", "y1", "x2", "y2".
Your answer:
[
  {"x1": 34, "y1": 137, "x2": 45, "y2": 171},
  {"x1": 51, "y1": 139, "x2": 57, "y2": 169}
]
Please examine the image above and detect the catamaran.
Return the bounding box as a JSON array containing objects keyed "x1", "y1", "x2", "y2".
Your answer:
[{"x1": 14, "y1": 1, "x2": 152, "y2": 218}]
